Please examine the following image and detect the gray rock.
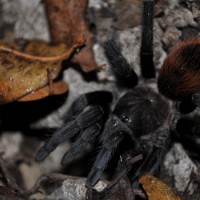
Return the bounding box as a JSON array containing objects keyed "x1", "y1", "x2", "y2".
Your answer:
[{"x1": 164, "y1": 143, "x2": 198, "y2": 194}]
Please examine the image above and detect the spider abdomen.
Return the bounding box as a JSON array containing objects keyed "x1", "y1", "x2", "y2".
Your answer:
[
  {"x1": 113, "y1": 87, "x2": 169, "y2": 137},
  {"x1": 158, "y1": 38, "x2": 200, "y2": 100}
]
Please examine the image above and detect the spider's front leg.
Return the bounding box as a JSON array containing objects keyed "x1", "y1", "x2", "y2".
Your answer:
[
  {"x1": 35, "y1": 91, "x2": 113, "y2": 162},
  {"x1": 86, "y1": 115, "x2": 127, "y2": 187},
  {"x1": 104, "y1": 38, "x2": 138, "y2": 88}
]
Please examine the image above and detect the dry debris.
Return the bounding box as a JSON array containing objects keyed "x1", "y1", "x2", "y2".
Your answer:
[{"x1": 44, "y1": 0, "x2": 98, "y2": 72}]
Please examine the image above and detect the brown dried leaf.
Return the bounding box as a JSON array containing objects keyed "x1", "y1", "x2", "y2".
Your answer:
[
  {"x1": 18, "y1": 80, "x2": 68, "y2": 102},
  {"x1": 44, "y1": 0, "x2": 98, "y2": 72},
  {"x1": 139, "y1": 174, "x2": 182, "y2": 200},
  {"x1": 0, "y1": 39, "x2": 83, "y2": 104}
]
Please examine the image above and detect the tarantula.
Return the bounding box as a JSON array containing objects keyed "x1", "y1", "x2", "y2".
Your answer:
[{"x1": 36, "y1": 0, "x2": 200, "y2": 188}]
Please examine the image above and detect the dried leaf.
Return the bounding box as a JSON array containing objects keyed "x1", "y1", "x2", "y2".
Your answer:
[
  {"x1": 18, "y1": 80, "x2": 68, "y2": 102},
  {"x1": 0, "y1": 39, "x2": 84, "y2": 104},
  {"x1": 139, "y1": 174, "x2": 181, "y2": 200},
  {"x1": 44, "y1": 0, "x2": 98, "y2": 72}
]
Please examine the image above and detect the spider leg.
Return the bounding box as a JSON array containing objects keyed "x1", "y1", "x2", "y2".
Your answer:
[
  {"x1": 35, "y1": 91, "x2": 113, "y2": 162},
  {"x1": 140, "y1": 0, "x2": 155, "y2": 78},
  {"x1": 104, "y1": 0, "x2": 155, "y2": 84},
  {"x1": 117, "y1": 126, "x2": 170, "y2": 187},
  {"x1": 36, "y1": 105, "x2": 105, "y2": 162},
  {"x1": 132, "y1": 127, "x2": 170, "y2": 187},
  {"x1": 67, "y1": 91, "x2": 113, "y2": 117},
  {"x1": 86, "y1": 116, "x2": 126, "y2": 187},
  {"x1": 61, "y1": 122, "x2": 102, "y2": 166},
  {"x1": 104, "y1": 38, "x2": 138, "y2": 88}
]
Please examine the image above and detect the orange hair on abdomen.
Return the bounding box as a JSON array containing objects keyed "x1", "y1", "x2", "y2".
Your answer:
[{"x1": 158, "y1": 38, "x2": 200, "y2": 100}]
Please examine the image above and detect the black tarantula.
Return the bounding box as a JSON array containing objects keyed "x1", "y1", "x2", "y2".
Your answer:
[{"x1": 36, "y1": 0, "x2": 200, "y2": 188}]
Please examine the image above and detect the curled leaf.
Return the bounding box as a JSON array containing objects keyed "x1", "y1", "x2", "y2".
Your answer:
[
  {"x1": 139, "y1": 174, "x2": 181, "y2": 200},
  {"x1": 18, "y1": 80, "x2": 68, "y2": 102},
  {"x1": 0, "y1": 39, "x2": 84, "y2": 104}
]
